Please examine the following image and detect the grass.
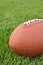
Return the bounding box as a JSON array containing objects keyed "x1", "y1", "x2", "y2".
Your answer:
[{"x1": 0, "y1": 0, "x2": 43, "y2": 65}]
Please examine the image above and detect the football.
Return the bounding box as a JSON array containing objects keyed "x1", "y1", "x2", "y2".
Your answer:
[{"x1": 9, "y1": 19, "x2": 43, "y2": 56}]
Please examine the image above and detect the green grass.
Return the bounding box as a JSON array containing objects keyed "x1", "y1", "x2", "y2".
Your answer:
[{"x1": 0, "y1": 0, "x2": 43, "y2": 65}]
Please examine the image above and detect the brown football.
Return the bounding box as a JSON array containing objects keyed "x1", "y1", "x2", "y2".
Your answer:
[{"x1": 9, "y1": 19, "x2": 43, "y2": 56}]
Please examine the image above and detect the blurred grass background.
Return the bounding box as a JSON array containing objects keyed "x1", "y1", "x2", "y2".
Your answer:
[{"x1": 0, "y1": 0, "x2": 43, "y2": 65}]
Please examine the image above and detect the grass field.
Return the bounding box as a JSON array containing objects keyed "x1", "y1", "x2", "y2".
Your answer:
[{"x1": 0, "y1": 0, "x2": 43, "y2": 65}]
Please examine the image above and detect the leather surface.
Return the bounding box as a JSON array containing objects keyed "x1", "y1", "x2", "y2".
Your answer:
[{"x1": 9, "y1": 20, "x2": 43, "y2": 56}]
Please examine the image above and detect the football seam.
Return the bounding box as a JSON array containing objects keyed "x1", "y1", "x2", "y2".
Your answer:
[{"x1": 23, "y1": 21, "x2": 43, "y2": 28}]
